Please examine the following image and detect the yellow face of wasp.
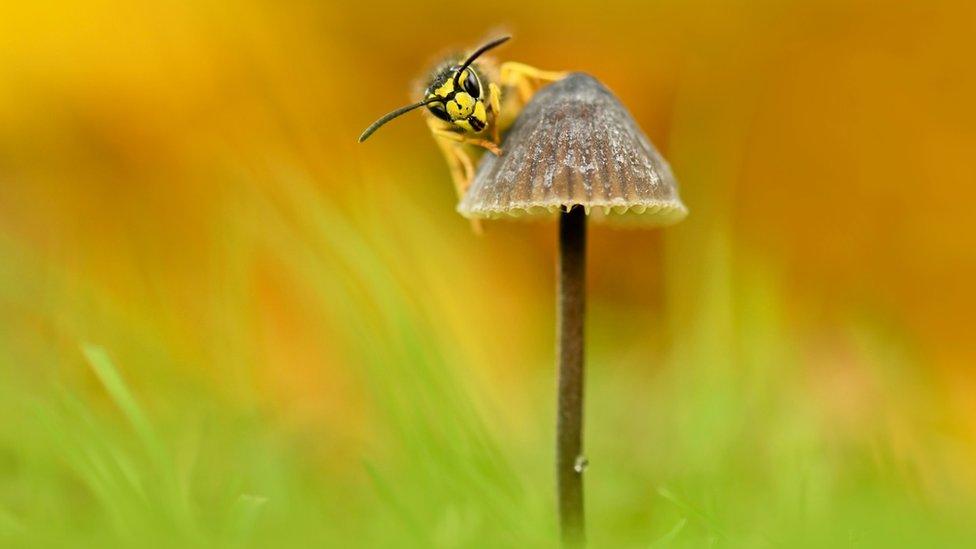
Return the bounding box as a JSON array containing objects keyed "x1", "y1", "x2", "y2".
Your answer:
[{"x1": 424, "y1": 68, "x2": 489, "y2": 133}]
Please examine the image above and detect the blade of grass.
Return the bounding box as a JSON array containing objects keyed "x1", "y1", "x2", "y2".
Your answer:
[
  {"x1": 656, "y1": 487, "x2": 727, "y2": 540},
  {"x1": 649, "y1": 518, "x2": 687, "y2": 548}
]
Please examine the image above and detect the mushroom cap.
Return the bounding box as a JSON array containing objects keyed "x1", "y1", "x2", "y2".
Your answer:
[{"x1": 458, "y1": 73, "x2": 687, "y2": 225}]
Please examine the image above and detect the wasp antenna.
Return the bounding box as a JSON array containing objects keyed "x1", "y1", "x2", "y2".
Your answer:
[
  {"x1": 454, "y1": 36, "x2": 511, "y2": 87},
  {"x1": 358, "y1": 98, "x2": 441, "y2": 143}
]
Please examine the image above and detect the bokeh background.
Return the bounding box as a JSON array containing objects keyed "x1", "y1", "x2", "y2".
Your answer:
[{"x1": 2, "y1": 0, "x2": 975, "y2": 547}]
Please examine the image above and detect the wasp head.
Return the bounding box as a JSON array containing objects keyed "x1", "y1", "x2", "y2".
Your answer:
[
  {"x1": 357, "y1": 36, "x2": 510, "y2": 143},
  {"x1": 424, "y1": 65, "x2": 488, "y2": 133}
]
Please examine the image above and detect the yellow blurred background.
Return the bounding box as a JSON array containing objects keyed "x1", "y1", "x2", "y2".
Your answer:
[{"x1": 2, "y1": 0, "x2": 976, "y2": 545}]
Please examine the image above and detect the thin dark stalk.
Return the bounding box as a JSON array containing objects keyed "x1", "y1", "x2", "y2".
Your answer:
[{"x1": 556, "y1": 205, "x2": 586, "y2": 546}]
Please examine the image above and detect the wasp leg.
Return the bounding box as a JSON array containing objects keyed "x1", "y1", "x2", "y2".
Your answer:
[
  {"x1": 500, "y1": 61, "x2": 568, "y2": 103},
  {"x1": 453, "y1": 148, "x2": 483, "y2": 233},
  {"x1": 453, "y1": 143, "x2": 475, "y2": 187},
  {"x1": 429, "y1": 121, "x2": 484, "y2": 233},
  {"x1": 488, "y1": 82, "x2": 503, "y2": 144},
  {"x1": 433, "y1": 128, "x2": 503, "y2": 156},
  {"x1": 429, "y1": 128, "x2": 470, "y2": 197}
]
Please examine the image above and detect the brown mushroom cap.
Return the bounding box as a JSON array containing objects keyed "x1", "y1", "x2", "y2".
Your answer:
[{"x1": 458, "y1": 73, "x2": 687, "y2": 225}]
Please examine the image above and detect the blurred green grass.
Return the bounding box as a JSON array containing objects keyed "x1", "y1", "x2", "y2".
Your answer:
[{"x1": 1, "y1": 169, "x2": 974, "y2": 548}]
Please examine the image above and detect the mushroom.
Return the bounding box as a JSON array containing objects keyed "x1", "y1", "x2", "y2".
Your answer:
[{"x1": 458, "y1": 73, "x2": 687, "y2": 544}]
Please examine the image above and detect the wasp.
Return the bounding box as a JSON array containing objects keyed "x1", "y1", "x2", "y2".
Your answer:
[{"x1": 358, "y1": 36, "x2": 566, "y2": 201}]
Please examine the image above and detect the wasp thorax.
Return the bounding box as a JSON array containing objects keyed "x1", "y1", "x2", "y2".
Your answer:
[{"x1": 425, "y1": 67, "x2": 489, "y2": 133}]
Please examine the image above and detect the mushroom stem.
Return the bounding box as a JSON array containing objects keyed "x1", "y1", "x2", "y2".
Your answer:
[{"x1": 556, "y1": 205, "x2": 586, "y2": 546}]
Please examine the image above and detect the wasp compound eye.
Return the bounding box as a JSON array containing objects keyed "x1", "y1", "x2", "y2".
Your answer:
[
  {"x1": 462, "y1": 70, "x2": 481, "y2": 97},
  {"x1": 428, "y1": 102, "x2": 452, "y2": 122}
]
